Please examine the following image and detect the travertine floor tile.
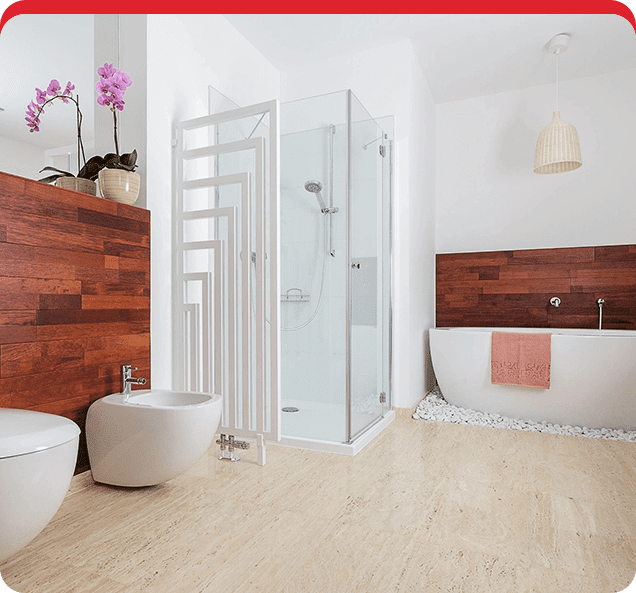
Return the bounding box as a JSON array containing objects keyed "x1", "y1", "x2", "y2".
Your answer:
[
  {"x1": 2, "y1": 415, "x2": 634, "y2": 593},
  {"x1": 270, "y1": 523, "x2": 418, "y2": 593}
]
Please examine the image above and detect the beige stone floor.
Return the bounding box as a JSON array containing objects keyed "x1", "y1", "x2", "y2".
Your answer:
[{"x1": 2, "y1": 412, "x2": 636, "y2": 593}]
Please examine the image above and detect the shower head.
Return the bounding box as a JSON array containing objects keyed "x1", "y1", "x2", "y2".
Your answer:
[
  {"x1": 304, "y1": 180, "x2": 322, "y2": 193},
  {"x1": 304, "y1": 180, "x2": 327, "y2": 211}
]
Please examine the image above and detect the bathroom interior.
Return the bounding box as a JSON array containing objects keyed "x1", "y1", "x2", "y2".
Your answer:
[{"x1": 0, "y1": 12, "x2": 635, "y2": 593}]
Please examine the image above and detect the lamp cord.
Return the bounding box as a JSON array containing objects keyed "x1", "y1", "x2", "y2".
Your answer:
[{"x1": 555, "y1": 51, "x2": 559, "y2": 112}]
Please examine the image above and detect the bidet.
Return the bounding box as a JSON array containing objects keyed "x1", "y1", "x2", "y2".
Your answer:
[{"x1": 86, "y1": 389, "x2": 222, "y2": 486}]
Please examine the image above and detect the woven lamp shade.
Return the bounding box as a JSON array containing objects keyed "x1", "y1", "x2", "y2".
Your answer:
[{"x1": 534, "y1": 110, "x2": 582, "y2": 174}]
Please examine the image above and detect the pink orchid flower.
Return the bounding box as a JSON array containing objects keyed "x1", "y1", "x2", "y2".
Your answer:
[
  {"x1": 47, "y1": 79, "x2": 61, "y2": 95},
  {"x1": 97, "y1": 63, "x2": 116, "y2": 79},
  {"x1": 35, "y1": 88, "x2": 47, "y2": 105},
  {"x1": 95, "y1": 64, "x2": 132, "y2": 157}
]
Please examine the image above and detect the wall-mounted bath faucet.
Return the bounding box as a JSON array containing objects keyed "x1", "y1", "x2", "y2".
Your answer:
[
  {"x1": 597, "y1": 298, "x2": 605, "y2": 330},
  {"x1": 550, "y1": 297, "x2": 561, "y2": 308},
  {"x1": 122, "y1": 364, "x2": 147, "y2": 400}
]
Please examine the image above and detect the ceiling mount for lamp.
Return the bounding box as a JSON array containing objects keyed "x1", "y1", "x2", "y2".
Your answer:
[
  {"x1": 534, "y1": 33, "x2": 582, "y2": 174},
  {"x1": 548, "y1": 33, "x2": 571, "y2": 55}
]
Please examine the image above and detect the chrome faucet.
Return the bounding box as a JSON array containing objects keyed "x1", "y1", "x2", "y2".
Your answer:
[
  {"x1": 550, "y1": 297, "x2": 561, "y2": 308},
  {"x1": 597, "y1": 298, "x2": 605, "y2": 330},
  {"x1": 122, "y1": 364, "x2": 147, "y2": 400}
]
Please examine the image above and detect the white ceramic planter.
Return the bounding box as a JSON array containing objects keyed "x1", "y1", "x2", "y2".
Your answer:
[
  {"x1": 55, "y1": 176, "x2": 97, "y2": 196},
  {"x1": 98, "y1": 169, "x2": 140, "y2": 205}
]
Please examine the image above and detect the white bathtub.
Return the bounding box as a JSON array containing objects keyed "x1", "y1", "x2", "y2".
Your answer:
[{"x1": 430, "y1": 327, "x2": 636, "y2": 431}]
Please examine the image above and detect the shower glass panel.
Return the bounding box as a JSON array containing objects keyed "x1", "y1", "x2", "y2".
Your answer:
[
  {"x1": 348, "y1": 91, "x2": 390, "y2": 440},
  {"x1": 279, "y1": 91, "x2": 348, "y2": 443}
]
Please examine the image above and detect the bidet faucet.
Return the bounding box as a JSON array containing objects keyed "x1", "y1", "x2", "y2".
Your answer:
[{"x1": 122, "y1": 364, "x2": 147, "y2": 400}]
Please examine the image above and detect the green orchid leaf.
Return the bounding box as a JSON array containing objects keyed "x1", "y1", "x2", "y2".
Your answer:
[
  {"x1": 119, "y1": 149, "x2": 138, "y2": 168},
  {"x1": 39, "y1": 166, "x2": 73, "y2": 177},
  {"x1": 78, "y1": 155, "x2": 107, "y2": 181}
]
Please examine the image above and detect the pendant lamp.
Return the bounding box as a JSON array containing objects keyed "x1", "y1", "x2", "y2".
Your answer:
[{"x1": 534, "y1": 34, "x2": 582, "y2": 174}]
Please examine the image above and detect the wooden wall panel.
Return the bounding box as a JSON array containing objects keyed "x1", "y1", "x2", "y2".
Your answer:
[
  {"x1": 436, "y1": 245, "x2": 636, "y2": 330},
  {"x1": 0, "y1": 171, "x2": 151, "y2": 474}
]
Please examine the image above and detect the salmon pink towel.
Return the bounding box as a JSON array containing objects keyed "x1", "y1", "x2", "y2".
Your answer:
[{"x1": 491, "y1": 332, "x2": 551, "y2": 389}]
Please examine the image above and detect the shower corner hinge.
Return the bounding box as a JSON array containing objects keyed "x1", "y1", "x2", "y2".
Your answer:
[
  {"x1": 379, "y1": 392, "x2": 387, "y2": 404},
  {"x1": 379, "y1": 145, "x2": 386, "y2": 158}
]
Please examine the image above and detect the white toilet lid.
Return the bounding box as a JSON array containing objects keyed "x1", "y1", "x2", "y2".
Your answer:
[{"x1": 0, "y1": 409, "x2": 80, "y2": 459}]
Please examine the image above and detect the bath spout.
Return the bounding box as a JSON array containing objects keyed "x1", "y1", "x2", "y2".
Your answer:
[{"x1": 597, "y1": 298, "x2": 605, "y2": 330}]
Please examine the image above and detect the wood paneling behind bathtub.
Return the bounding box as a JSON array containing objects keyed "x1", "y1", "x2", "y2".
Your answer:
[
  {"x1": 436, "y1": 245, "x2": 636, "y2": 330},
  {"x1": 0, "y1": 171, "x2": 150, "y2": 474}
]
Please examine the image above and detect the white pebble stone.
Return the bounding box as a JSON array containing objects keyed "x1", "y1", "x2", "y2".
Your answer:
[{"x1": 413, "y1": 387, "x2": 636, "y2": 443}]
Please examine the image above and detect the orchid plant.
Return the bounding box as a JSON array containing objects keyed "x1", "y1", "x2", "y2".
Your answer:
[
  {"x1": 93, "y1": 63, "x2": 138, "y2": 173},
  {"x1": 25, "y1": 79, "x2": 93, "y2": 183},
  {"x1": 26, "y1": 65, "x2": 138, "y2": 186}
]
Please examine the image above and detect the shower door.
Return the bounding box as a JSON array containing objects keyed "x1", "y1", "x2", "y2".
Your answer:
[{"x1": 347, "y1": 91, "x2": 391, "y2": 442}]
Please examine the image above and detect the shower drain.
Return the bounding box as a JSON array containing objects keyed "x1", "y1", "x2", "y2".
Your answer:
[{"x1": 282, "y1": 406, "x2": 299, "y2": 413}]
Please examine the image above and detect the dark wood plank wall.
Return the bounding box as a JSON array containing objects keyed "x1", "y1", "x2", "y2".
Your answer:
[
  {"x1": 0, "y1": 171, "x2": 150, "y2": 474},
  {"x1": 436, "y1": 245, "x2": 636, "y2": 330}
]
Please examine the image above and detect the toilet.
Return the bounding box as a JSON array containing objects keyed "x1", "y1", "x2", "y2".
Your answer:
[{"x1": 0, "y1": 409, "x2": 80, "y2": 563}]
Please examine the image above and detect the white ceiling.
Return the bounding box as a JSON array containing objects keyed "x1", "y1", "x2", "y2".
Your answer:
[
  {"x1": 0, "y1": 13, "x2": 634, "y2": 152},
  {"x1": 225, "y1": 13, "x2": 636, "y2": 103}
]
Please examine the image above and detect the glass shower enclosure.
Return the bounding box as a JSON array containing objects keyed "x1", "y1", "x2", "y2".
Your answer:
[
  {"x1": 204, "y1": 88, "x2": 392, "y2": 450},
  {"x1": 278, "y1": 90, "x2": 392, "y2": 447}
]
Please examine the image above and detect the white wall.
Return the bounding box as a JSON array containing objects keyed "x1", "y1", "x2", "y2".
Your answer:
[
  {"x1": 408, "y1": 58, "x2": 437, "y2": 403},
  {"x1": 94, "y1": 15, "x2": 119, "y2": 160},
  {"x1": 279, "y1": 118, "x2": 347, "y2": 412},
  {"x1": 0, "y1": 135, "x2": 45, "y2": 179},
  {"x1": 119, "y1": 14, "x2": 147, "y2": 208},
  {"x1": 146, "y1": 14, "x2": 281, "y2": 389},
  {"x1": 282, "y1": 39, "x2": 436, "y2": 409},
  {"x1": 436, "y1": 67, "x2": 636, "y2": 253}
]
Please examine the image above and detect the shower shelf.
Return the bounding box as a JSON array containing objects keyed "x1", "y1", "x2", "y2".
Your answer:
[{"x1": 281, "y1": 288, "x2": 310, "y2": 302}]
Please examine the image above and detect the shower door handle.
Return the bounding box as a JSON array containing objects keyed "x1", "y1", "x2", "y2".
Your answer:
[{"x1": 351, "y1": 262, "x2": 361, "y2": 269}]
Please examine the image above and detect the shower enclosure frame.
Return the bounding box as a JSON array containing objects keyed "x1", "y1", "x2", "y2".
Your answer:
[{"x1": 345, "y1": 90, "x2": 353, "y2": 443}]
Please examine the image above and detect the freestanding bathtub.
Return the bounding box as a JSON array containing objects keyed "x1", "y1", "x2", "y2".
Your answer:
[
  {"x1": 86, "y1": 390, "x2": 222, "y2": 487},
  {"x1": 430, "y1": 327, "x2": 636, "y2": 431}
]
